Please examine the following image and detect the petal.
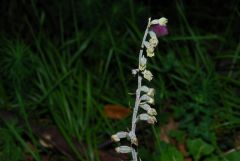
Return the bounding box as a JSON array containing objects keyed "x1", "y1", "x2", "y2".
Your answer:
[
  {"x1": 158, "y1": 17, "x2": 168, "y2": 26},
  {"x1": 115, "y1": 146, "x2": 133, "y2": 153},
  {"x1": 147, "y1": 88, "x2": 155, "y2": 97},
  {"x1": 142, "y1": 70, "x2": 153, "y2": 81},
  {"x1": 111, "y1": 134, "x2": 120, "y2": 142},
  {"x1": 147, "y1": 108, "x2": 157, "y2": 116},
  {"x1": 150, "y1": 25, "x2": 168, "y2": 37},
  {"x1": 140, "y1": 103, "x2": 151, "y2": 111},
  {"x1": 150, "y1": 19, "x2": 160, "y2": 25},
  {"x1": 148, "y1": 31, "x2": 157, "y2": 39}
]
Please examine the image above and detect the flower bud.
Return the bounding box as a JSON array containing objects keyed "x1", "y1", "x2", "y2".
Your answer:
[
  {"x1": 147, "y1": 97, "x2": 155, "y2": 104},
  {"x1": 144, "y1": 41, "x2": 155, "y2": 57},
  {"x1": 111, "y1": 131, "x2": 128, "y2": 142},
  {"x1": 147, "y1": 88, "x2": 155, "y2": 97},
  {"x1": 147, "y1": 108, "x2": 157, "y2": 116},
  {"x1": 140, "y1": 103, "x2": 157, "y2": 116},
  {"x1": 149, "y1": 31, "x2": 157, "y2": 39},
  {"x1": 148, "y1": 31, "x2": 158, "y2": 47},
  {"x1": 138, "y1": 113, "x2": 157, "y2": 124},
  {"x1": 159, "y1": 17, "x2": 168, "y2": 26},
  {"x1": 132, "y1": 69, "x2": 139, "y2": 75},
  {"x1": 149, "y1": 37, "x2": 158, "y2": 47},
  {"x1": 115, "y1": 146, "x2": 133, "y2": 153},
  {"x1": 146, "y1": 47, "x2": 155, "y2": 57},
  {"x1": 111, "y1": 134, "x2": 120, "y2": 142},
  {"x1": 140, "y1": 94, "x2": 154, "y2": 104},
  {"x1": 149, "y1": 17, "x2": 168, "y2": 37},
  {"x1": 140, "y1": 86, "x2": 149, "y2": 93},
  {"x1": 139, "y1": 55, "x2": 147, "y2": 71},
  {"x1": 147, "y1": 115, "x2": 157, "y2": 124},
  {"x1": 143, "y1": 41, "x2": 151, "y2": 48},
  {"x1": 140, "y1": 103, "x2": 151, "y2": 111},
  {"x1": 138, "y1": 113, "x2": 149, "y2": 120},
  {"x1": 128, "y1": 131, "x2": 138, "y2": 145},
  {"x1": 142, "y1": 70, "x2": 153, "y2": 81},
  {"x1": 140, "y1": 94, "x2": 150, "y2": 101},
  {"x1": 150, "y1": 17, "x2": 168, "y2": 26},
  {"x1": 140, "y1": 86, "x2": 155, "y2": 96},
  {"x1": 150, "y1": 25, "x2": 168, "y2": 37}
]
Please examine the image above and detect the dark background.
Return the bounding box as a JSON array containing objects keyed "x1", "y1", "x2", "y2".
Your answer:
[{"x1": 0, "y1": 0, "x2": 240, "y2": 161}]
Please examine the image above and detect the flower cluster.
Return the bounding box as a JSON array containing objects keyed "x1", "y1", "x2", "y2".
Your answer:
[
  {"x1": 111, "y1": 17, "x2": 168, "y2": 161},
  {"x1": 139, "y1": 17, "x2": 168, "y2": 81}
]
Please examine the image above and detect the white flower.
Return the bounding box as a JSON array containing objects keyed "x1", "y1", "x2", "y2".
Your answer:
[
  {"x1": 132, "y1": 69, "x2": 139, "y2": 75},
  {"x1": 139, "y1": 55, "x2": 147, "y2": 71},
  {"x1": 143, "y1": 41, "x2": 151, "y2": 48},
  {"x1": 148, "y1": 31, "x2": 158, "y2": 47},
  {"x1": 147, "y1": 97, "x2": 154, "y2": 104},
  {"x1": 150, "y1": 17, "x2": 168, "y2": 26},
  {"x1": 115, "y1": 146, "x2": 133, "y2": 153},
  {"x1": 144, "y1": 32, "x2": 158, "y2": 56},
  {"x1": 138, "y1": 113, "x2": 157, "y2": 124},
  {"x1": 139, "y1": 103, "x2": 157, "y2": 116},
  {"x1": 128, "y1": 131, "x2": 138, "y2": 145},
  {"x1": 144, "y1": 41, "x2": 155, "y2": 57},
  {"x1": 159, "y1": 17, "x2": 168, "y2": 26},
  {"x1": 147, "y1": 108, "x2": 157, "y2": 116},
  {"x1": 149, "y1": 31, "x2": 157, "y2": 39},
  {"x1": 140, "y1": 94, "x2": 148, "y2": 101},
  {"x1": 111, "y1": 134, "x2": 120, "y2": 142},
  {"x1": 146, "y1": 46, "x2": 155, "y2": 57},
  {"x1": 147, "y1": 88, "x2": 155, "y2": 97},
  {"x1": 139, "y1": 86, "x2": 149, "y2": 92},
  {"x1": 140, "y1": 94, "x2": 154, "y2": 104},
  {"x1": 149, "y1": 38, "x2": 158, "y2": 47},
  {"x1": 140, "y1": 103, "x2": 151, "y2": 111},
  {"x1": 139, "y1": 86, "x2": 155, "y2": 97},
  {"x1": 142, "y1": 70, "x2": 153, "y2": 81},
  {"x1": 147, "y1": 47, "x2": 155, "y2": 57},
  {"x1": 147, "y1": 115, "x2": 157, "y2": 124},
  {"x1": 111, "y1": 131, "x2": 128, "y2": 142}
]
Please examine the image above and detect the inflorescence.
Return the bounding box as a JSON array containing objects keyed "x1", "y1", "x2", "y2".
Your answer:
[{"x1": 111, "y1": 17, "x2": 168, "y2": 161}]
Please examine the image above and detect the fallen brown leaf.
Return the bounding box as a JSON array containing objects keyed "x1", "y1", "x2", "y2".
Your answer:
[
  {"x1": 184, "y1": 157, "x2": 192, "y2": 161},
  {"x1": 160, "y1": 117, "x2": 178, "y2": 143},
  {"x1": 178, "y1": 143, "x2": 188, "y2": 156},
  {"x1": 160, "y1": 116, "x2": 190, "y2": 158},
  {"x1": 104, "y1": 104, "x2": 131, "y2": 119}
]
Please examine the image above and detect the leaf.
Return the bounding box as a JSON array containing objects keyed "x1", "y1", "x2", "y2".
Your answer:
[
  {"x1": 184, "y1": 157, "x2": 192, "y2": 161},
  {"x1": 187, "y1": 138, "x2": 215, "y2": 161},
  {"x1": 169, "y1": 130, "x2": 186, "y2": 142},
  {"x1": 224, "y1": 151, "x2": 240, "y2": 161},
  {"x1": 138, "y1": 148, "x2": 154, "y2": 161},
  {"x1": 178, "y1": 143, "x2": 188, "y2": 157},
  {"x1": 160, "y1": 117, "x2": 178, "y2": 143},
  {"x1": 204, "y1": 156, "x2": 219, "y2": 161},
  {"x1": 104, "y1": 104, "x2": 131, "y2": 119},
  {"x1": 160, "y1": 144, "x2": 184, "y2": 161}
]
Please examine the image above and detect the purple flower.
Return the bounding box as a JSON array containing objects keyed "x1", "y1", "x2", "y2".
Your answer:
[{"x1": 150, "y1": 24, "x2": 168, "y2": 37}]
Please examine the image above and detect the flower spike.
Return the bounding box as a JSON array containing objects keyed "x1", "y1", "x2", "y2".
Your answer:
[{"x1": 111, "y1": 17, "x2": 168, "y2": 161}]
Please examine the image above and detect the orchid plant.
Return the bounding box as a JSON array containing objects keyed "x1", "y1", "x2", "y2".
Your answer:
[{"x1": 111, "y1": 17, "x2": 168, "y2": 161}]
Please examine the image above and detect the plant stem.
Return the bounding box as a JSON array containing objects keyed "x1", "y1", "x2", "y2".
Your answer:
[{"x1": 130, "y1": 18, "x2": 151, "y2": 161}]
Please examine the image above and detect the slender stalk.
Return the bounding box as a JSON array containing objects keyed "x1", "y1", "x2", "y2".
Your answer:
[
  {"x1": 112, "y1": 17, "x2": 168, "y2": 161},
  {"x1": 130, "y1": 18, "x2": 151, "y2": 161}
]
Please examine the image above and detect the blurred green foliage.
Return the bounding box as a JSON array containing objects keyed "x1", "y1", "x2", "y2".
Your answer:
[{"x1": 0, "y1": 0, "x2": 240, "y2": 160}]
